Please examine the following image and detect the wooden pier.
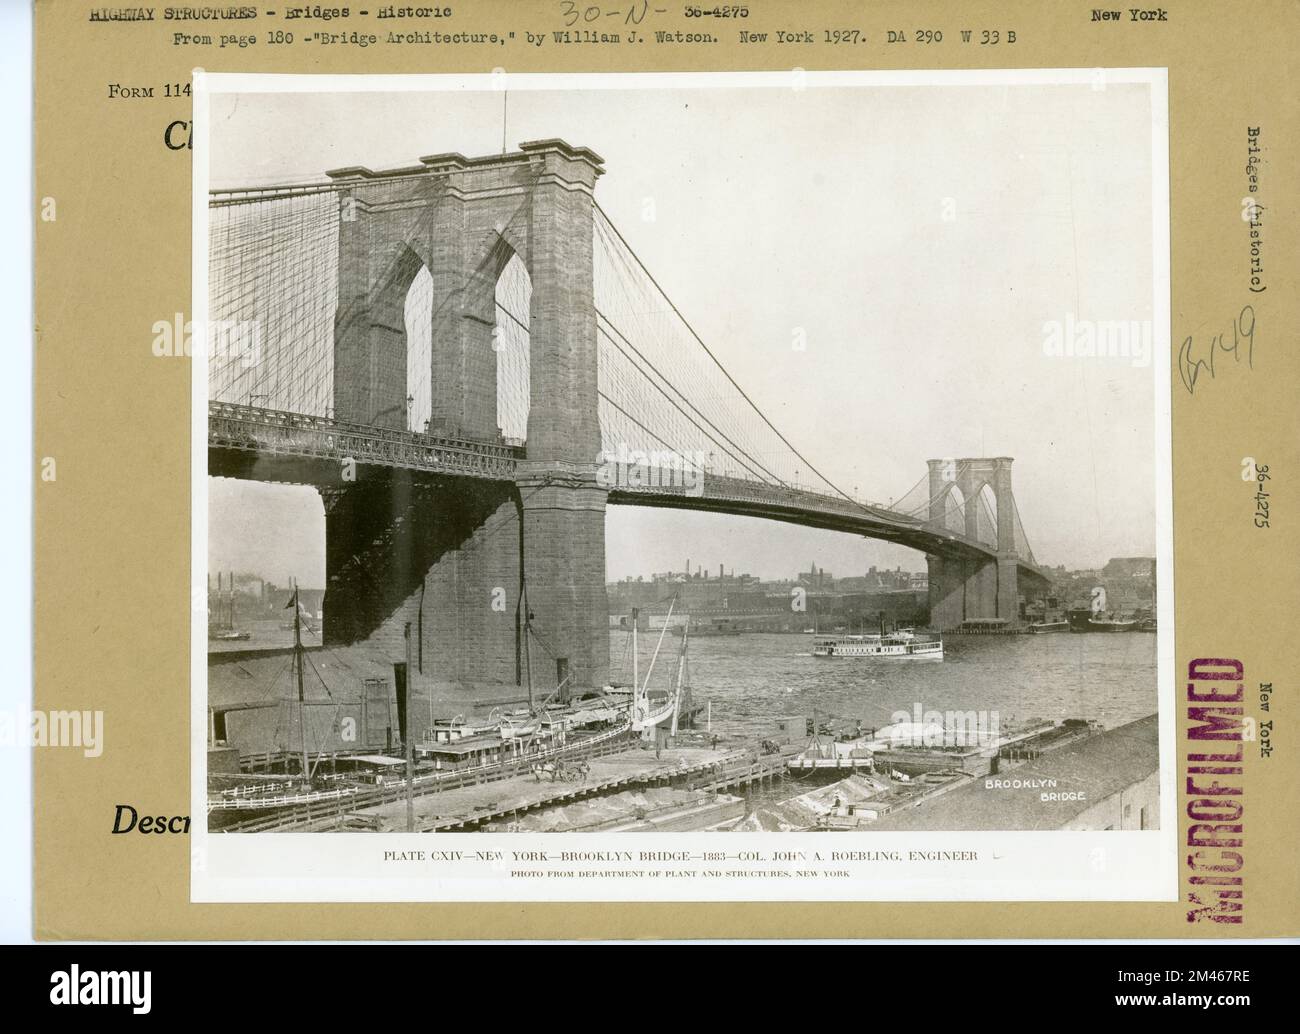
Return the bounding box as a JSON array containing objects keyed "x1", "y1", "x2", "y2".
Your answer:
[
  {"x1": 218, "y1": 741, "x2": 789, "y2": 833},
  {"x1": 369, "y1": 746, "x2": 783, "y2": 832}
]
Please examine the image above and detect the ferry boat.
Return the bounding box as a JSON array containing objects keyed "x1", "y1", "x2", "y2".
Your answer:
[{"x1": 811, "y1": 628, "x2": 943, "y2": 659}]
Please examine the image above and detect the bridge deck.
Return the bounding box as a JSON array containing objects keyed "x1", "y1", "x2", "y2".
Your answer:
[{"x1": 208, "y1": 401, "x2": 1050, "y2": 578}]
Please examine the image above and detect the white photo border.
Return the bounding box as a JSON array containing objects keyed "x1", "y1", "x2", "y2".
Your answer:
[{"x1": 191, "y1": 68, "x2": 1175, "y2": 904}]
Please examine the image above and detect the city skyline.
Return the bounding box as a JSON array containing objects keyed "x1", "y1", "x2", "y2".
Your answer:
[
  {"x1": 209, "y1": 523, "x2": 1150, "y2": 595},
  {"x1": 208, "y1": 498, "x2": 1156, "y2": 588}
]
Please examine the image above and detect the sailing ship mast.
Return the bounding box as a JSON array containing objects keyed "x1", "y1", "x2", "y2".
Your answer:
[
  {"x1": 633, "y1": 597, "x2": 676, "y2": 730},
  {"x1": 523, "y1": 579, "x2": 535, "y2": 714},
  {"x1": 291, "y1": 585, "x2": 310, "y2": 785},
  {"x1": 670, "y1": 617, "x2": 689, "y2": 737},
  {"x1": 639, "y1": 598, "x2": 675, "y2": 694},
  {"x1": 631, "y1": 607, "x2": 639, "y2": 699}
]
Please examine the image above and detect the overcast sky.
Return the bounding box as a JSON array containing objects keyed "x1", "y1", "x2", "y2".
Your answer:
[{"x1": 207, "y1": 77, "x2": 1158, "y2": 585}]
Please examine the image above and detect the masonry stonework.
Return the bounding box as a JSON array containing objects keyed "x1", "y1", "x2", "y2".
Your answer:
[
  {"x1": 323, "y1": 141, "x2": 611, "y2": 697},
  {"x1": 925, "y1": 457, "x2": 1022, "y2": 628}
]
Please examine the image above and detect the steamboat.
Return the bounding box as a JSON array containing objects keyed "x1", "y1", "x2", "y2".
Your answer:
[{"x1": 811, "y1": 627, "x2": 943, "y2": 660}]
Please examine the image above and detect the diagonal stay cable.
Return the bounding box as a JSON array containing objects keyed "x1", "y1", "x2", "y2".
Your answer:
[
  {"x1": 596, "y1": 388, "x2": 688, "y2": 459},
  {"x1": 596, "y1": 310, "x2": 784, "y2": 484},
  {"x1": 594, "y1": 204, "x2": 870, "y2": 512},
  {"x1": 596, "y1": 318, "x2": 777, "y2": 485}
]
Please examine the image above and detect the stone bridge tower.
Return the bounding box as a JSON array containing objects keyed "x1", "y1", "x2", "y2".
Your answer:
[
  {"x1": 924, "y1": 457, "x2": 1020, "y2": 628},
  {"x1": 322, "y1": 140, "x2": 609, "y2": 700}
]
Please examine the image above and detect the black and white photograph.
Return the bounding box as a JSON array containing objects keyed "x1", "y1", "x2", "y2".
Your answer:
[{"x1": 193, "y1": 71, "x2": 1172, "y2": 900}]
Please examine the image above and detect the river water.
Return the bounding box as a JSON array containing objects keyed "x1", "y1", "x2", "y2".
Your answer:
[{"x1": 611, "y1": 630, "x2": 1158, "y2": 740}]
